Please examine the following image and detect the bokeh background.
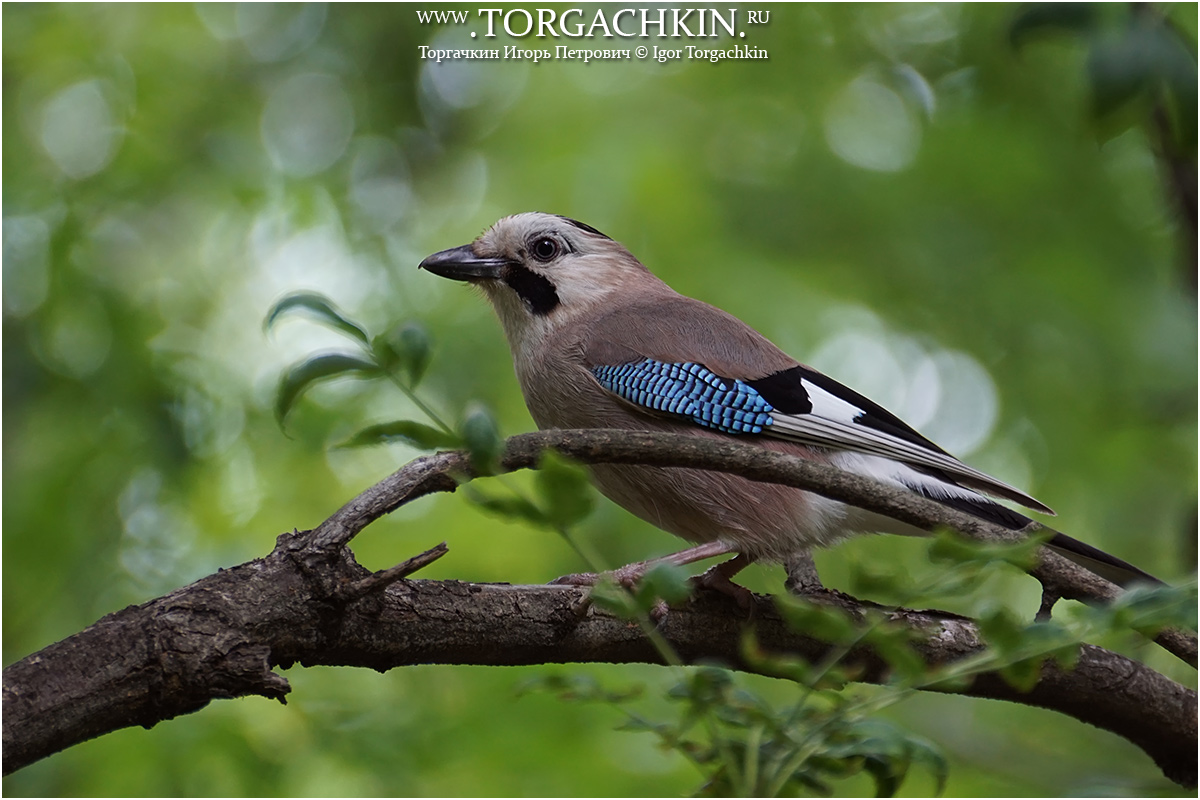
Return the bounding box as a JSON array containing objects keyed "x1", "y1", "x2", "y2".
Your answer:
[{"x1": 4, "y1": 3, "x2": 1196, "y2": 796}]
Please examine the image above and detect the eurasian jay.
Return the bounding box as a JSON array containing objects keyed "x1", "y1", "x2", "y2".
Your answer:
[{"x1": 419, "y1": 212, "x2": 1156, "y2": 592}]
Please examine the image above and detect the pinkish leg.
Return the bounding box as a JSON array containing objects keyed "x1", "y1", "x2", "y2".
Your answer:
[
  {"x1": 693, "y1": 553, "x2": 756, "y2": 611},
  {"x1": 550, "y1": 541, "x2": 738, "y2": 588}
]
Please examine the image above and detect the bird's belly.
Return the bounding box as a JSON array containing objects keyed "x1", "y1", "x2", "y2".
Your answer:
[{"x1": 586, "y1": 458, "x2": 849, "y2": 561}]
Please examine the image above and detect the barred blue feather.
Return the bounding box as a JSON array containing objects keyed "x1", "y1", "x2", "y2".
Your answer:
[{"x1": 592, "y1": 360, "x2": 775, "y2": 434}]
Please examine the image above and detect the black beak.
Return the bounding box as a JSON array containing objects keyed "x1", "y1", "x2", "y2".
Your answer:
[{"x1": 418, "y1": 244, "x2": 512, "y2": 282}]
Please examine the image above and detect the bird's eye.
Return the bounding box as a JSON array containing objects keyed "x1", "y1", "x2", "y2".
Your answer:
[{"x1": 531, "y1": 237, "x2": 559, "y2": 262}]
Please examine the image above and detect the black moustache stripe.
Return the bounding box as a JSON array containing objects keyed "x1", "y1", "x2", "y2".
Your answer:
[{"x1": 504, "y1": 265, "x2": 560, "y2": 315}]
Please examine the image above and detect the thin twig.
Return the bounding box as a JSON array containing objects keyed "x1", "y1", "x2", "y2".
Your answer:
[{"x1": 335, "y1": 542, "x2": 449, "y2": 601}]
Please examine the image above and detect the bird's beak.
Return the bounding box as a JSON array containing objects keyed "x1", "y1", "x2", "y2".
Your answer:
[{"x1": 418, "y1": 244, "x2": 512, "y2": 282}]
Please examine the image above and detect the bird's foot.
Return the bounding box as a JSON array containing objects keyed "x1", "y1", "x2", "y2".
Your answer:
[
  {"x1": 648, "y1": 598, "x2": 671, "y2": 625},
  {"x1": 552, "y1": 551, "x2": 695, "y2": 589},
  {"x1": 549, "y1": 560, "x2": 652, "y2": 590},
  {"x1": 783, "y1": 551, "x2": 824, "y2": 596},
  {"x1": 692, "y1": 562, "x2": 756, "y2": 614},
  {"x1": 549, "y1": 566, "x2": 671, "y2": 625},
  {"x1": 550, "y1": 546, "x2": 752, "y2": 623},
  {"x1": 550, "y1": 542, "x2": 740, "y2": 590}
]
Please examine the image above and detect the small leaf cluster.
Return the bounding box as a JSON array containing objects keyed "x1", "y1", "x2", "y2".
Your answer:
[
  {"x1": 846, "y1": 529, "x2": 1048, "y2": 609},
  {"x1": 463, "y1": 449, "x2": 596, "y2": 533},
  {"x1": 532, "y1": 667, "x2": 946, "y2": 798},
  {"x1": 769, "y1": 597, "x2": 927, "y2": 690},
  {"x1": 1072, "y1": 580, "x2": 1198, "y2": 645},
  {"x1": 845, "y1": 530, "x2": 1088, "y2": 692},
  {"x1": 848, "y1": 531, "x2": 1197, "y2": 694},
  {"x1": 265, "y1": 291, "x2": 501, "y2": 468},
  {"x1": 267, "y1": 292, "x2": 600, "y2": 548}
]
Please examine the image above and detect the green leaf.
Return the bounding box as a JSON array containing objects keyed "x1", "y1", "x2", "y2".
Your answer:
[
  {"x1": 909, "y1": 736, "x2": 949, "y2": 797},
  {"x1": 863, "y1": 623, "x2": 927, "y2": 685},
  {"x1": 534, "y1": 450, "x2": 595, "y2": 528},
  {"x1": 274, "y1": 353, "x2": 381, "y2": 425},
  {"x1": 1009, "y1": 3, "x2": 1099, "y2": 49},
  {"x1": 976, "y1": 611, "x2": 1059, "y2": 691},
  {"x1": 976, "y1": 606, "x2": 1027, "y2": 657},
  {"x1": 891, "y1": 62, "x2": 936, "y2": 120},
  {"x1": 1080, "y1": 15, "x2": 1199, "y2": 146},
  {"x1": 998, "y1": 657, "x2": 1043, "y2": 693},
  {"x1": 1155, "y1": 16, "x2": 1199, "y2": 155},
  {"x1": 264, "y1": 291, "x2": 370, "y2": 346},
  {"x1": 1050, "y1": 642, "x2": 1082, "y2": 672},
  {"x1": 462, "y1": 486, "x2": 548, "y2": 527},
  {"x1": 1108, "y1": 581, "x2": 1199, "y2": 633},
  {"x1": 739, "y1": 632, "x2": 817, "y2": 686},
  {"x1": 1015, "y1": 619, "x2": 1074, "y2": 653},
  {"x1": 614, "y1": 715, "x2": 670, "y2": 735},
  {"x1": 863, "y1": 753, "x2": 905, "y2": 798},
  {"x1": 514, "y1": 673, "x2": 573, "y2": 697},
  {"x1": 1088, "y1": 28, "x2": 1157, "y2": 122},
  {"x1": 589, "y1": 578, "x2": 642, "y2": 619},
  {"x1": 637, "y1": 562, "x2": 693, "y2": 607},
  {"x1": 927, "y1": 529, "x2": 1044, "y2": 573},
  {"x1": 374, "y1": 321, "x2": 433, "y2": 386},
  {"x1": 460, "y1": 403, "x2": 504, "y2": 474},
  {"x1": 336, "y1": 420, "x2": 461, "y2": 450},
  {"x1": 922, "y1": 669, "x2": 974, "y2": 694},
  {"x1": 814, "y1": 719, "x2": 947, "y2": 798},
  {"x1": 751, "y1": 631, "x2": 862, "y2": 689},
  {"x1": 849, "y1": 564, "x2": 909, "y2": 600},
  {"x1": 516, "y1": 673, "x2": 643, "y2": 704},
  {"x1": 673, "y1": 667, "x2": 735, "y2": 708},
  {"x1": 774, "y1": 594, "x2": 859, "y2": 644}
]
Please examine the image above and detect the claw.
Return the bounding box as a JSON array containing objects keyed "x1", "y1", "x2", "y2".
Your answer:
[
  {"x1": 550, "y1": 546, "x2": 756, "y2": 621},
  {"x1": 692, "y1": 554, "x2": 756, "y2": 615}
]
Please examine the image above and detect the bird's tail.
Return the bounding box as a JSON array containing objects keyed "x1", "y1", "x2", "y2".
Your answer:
[
  {"x1": 1044, "y1": 531, "x2": 1162, "y2": 588},
  {"x1": 883, "y1": 467, "x2": 1162, "y2": 588},
  {"x1": 908, "y1": 485, "x2": 1162, "y2": 588}
]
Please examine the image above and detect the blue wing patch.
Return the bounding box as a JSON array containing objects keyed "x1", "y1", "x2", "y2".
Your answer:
[{"x1": 592, "y1": 360, "x2": 775, "y2": 434}]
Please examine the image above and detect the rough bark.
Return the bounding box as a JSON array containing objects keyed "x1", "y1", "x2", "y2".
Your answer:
[{"x1": 3, "y1": 429, "x2": 1196, "y2": 786}]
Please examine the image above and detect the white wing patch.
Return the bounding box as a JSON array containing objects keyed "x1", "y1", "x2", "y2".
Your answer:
[{"x1": 803, "y1": 380, "x2": 865, "y2": 425}]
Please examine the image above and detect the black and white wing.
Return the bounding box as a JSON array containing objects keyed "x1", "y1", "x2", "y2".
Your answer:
[
  {"x1": 746, "y1": 364, "x2": 1055, "y2": 515},
  {"x1": 587, "y1": 353, "x2": 1052, "y2": 516}
]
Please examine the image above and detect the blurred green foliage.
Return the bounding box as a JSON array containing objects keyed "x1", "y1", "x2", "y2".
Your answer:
[{"x1": 3, "y1": 3, "x2": 1195, "y2": 796}]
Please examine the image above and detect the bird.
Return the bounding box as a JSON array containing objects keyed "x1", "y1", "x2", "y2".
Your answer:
[{"x1": 418, "y1": 212, "x2": 1157, "y2": 596}]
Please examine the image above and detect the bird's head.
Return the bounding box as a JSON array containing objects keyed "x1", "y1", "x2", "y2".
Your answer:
[{"x1": 419, "y1": 212, "x2": 666, "y2": 347}]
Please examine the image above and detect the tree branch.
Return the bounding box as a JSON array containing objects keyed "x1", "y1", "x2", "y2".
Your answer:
[
  {"x1": 315, "y1": 429, "x2": 1196, "y2": 665},
  {"x1": 4, "y1": 429, "x2": 1196, "y2": 785}
]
